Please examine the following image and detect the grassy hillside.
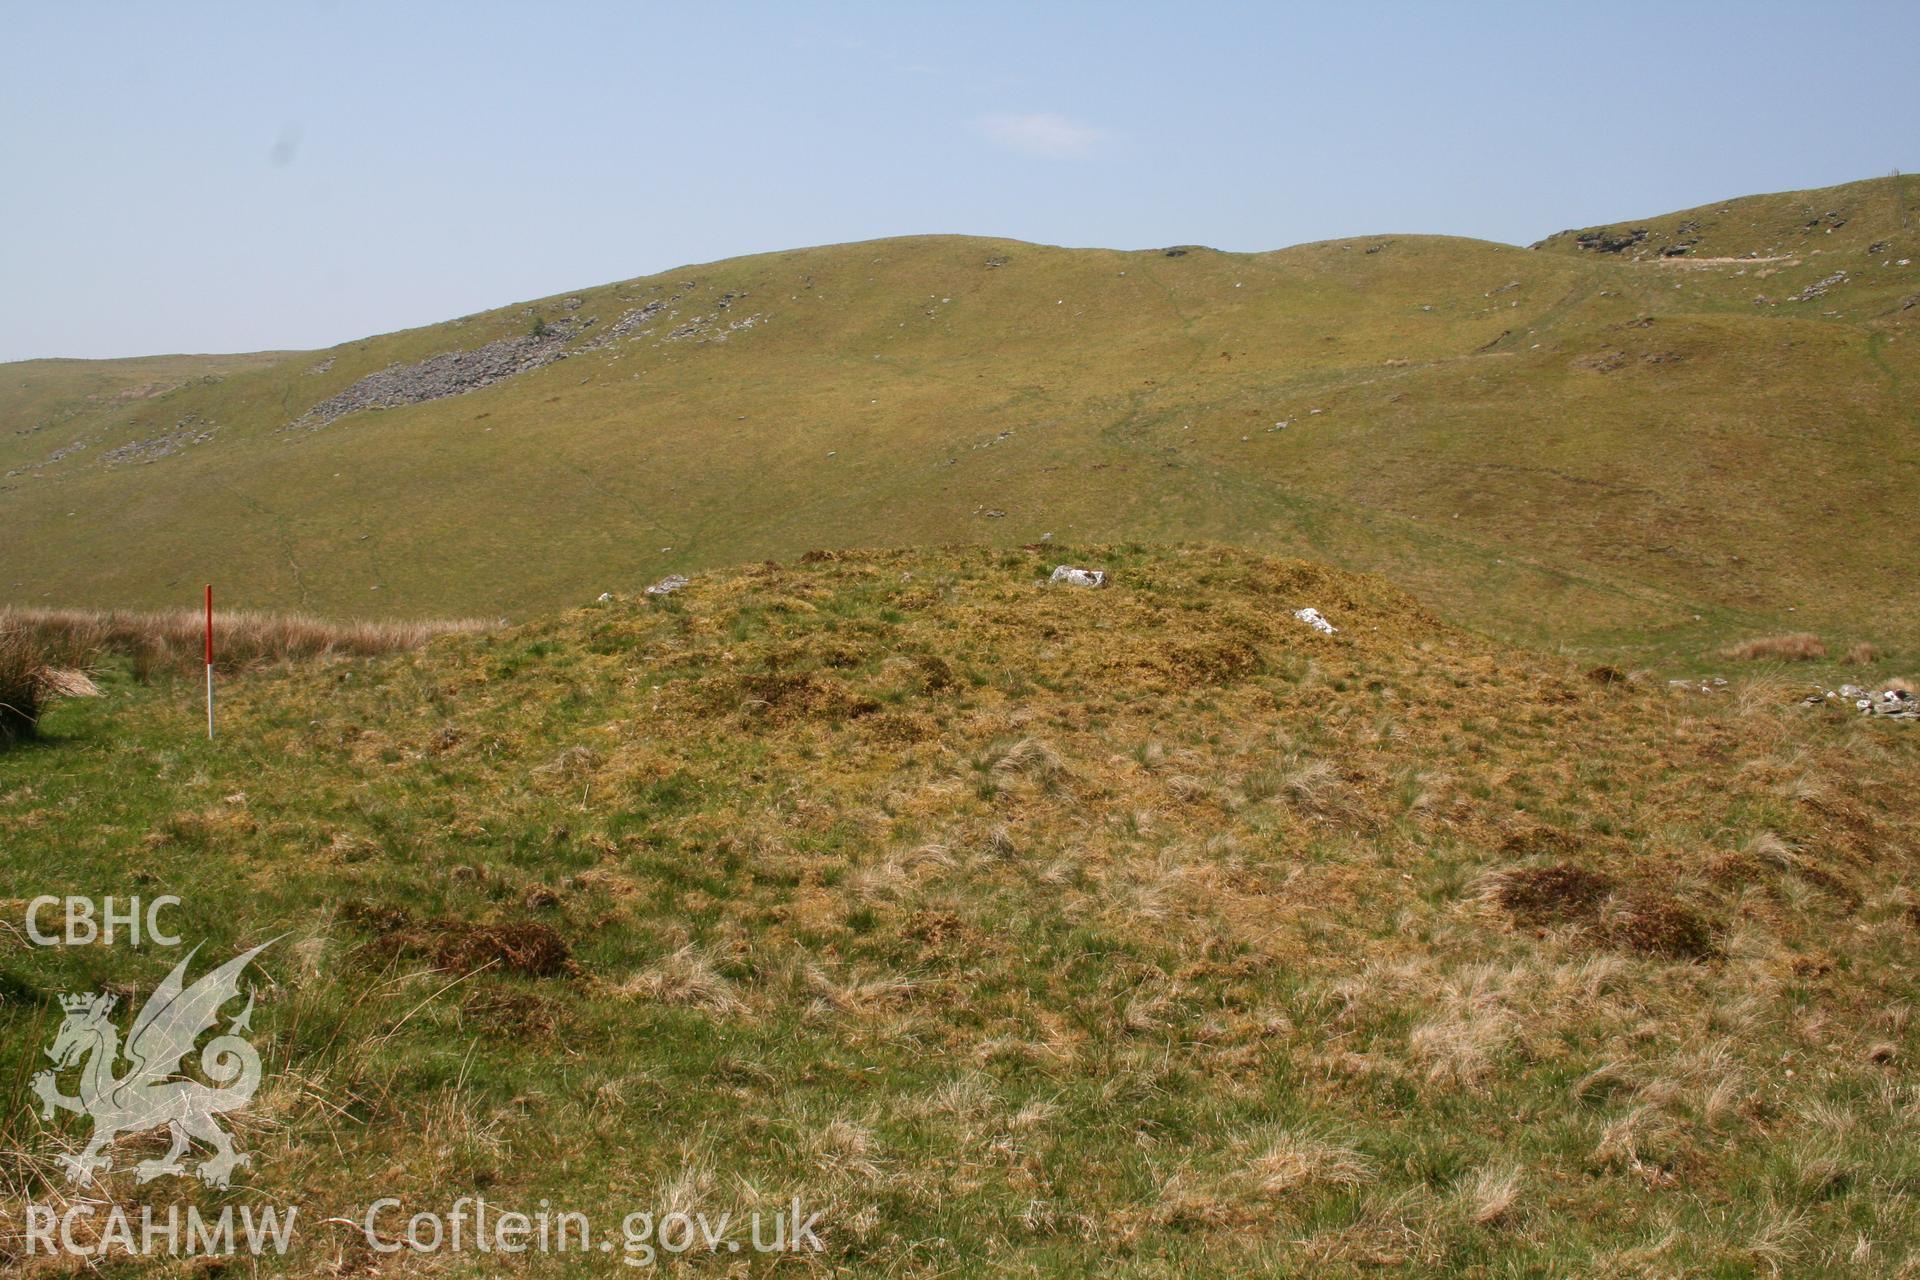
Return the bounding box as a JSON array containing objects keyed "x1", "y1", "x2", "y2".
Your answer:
[
  {"x1": 1536, "y1": 173, "x2": 1920, "y2": 261},
  {"x1": 3, "y1": 177, "x2": 1917, "y2": 667},
  {"x1": 5, "y1": 546, "x2": 1918, "y2": 1275}
]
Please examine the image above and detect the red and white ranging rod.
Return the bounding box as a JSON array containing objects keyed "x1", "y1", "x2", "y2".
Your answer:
[{"x1": 204, "y1": 583, "x2": 215, "y2": 740}]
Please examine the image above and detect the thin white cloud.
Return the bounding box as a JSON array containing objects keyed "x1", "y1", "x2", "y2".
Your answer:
[{"x1": 977, "y1": 113, "x2": 1104, "y2": 157}]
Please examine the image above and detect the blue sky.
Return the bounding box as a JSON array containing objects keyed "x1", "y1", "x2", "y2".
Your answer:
[{"x1": 3, "y1": 0, "x2": 1916, "y2": 361}]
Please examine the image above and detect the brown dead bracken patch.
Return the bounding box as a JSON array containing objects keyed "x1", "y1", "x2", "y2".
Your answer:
[
  {"x1": 461, "y1": 988, "x2": 562, "y2": 1038},
  {"x1": 1494, "y1": 864, "x2": 1717, "y2": 959},
  {"x1": 427, "y1": 922, "x2": 575, "y2": 976},
  {"x1": 345, "y1": 900, "x2": 576, "y2": 977},
  {"x1": 716, "y1": 670, "x2": 878, "y2": 723},
  {"x1": 1494, "y1": 862, "x2": 1614, "y2": 926},
  {"x1": 1605, "y1": 891, "x2": 1717, "y2": 960},
  {"x1": 1499, "y1": 825, "x2": 1580, "y2": 857},
  {"x1": 913, "y1": 654, "x2": 957, "y2": 692}
]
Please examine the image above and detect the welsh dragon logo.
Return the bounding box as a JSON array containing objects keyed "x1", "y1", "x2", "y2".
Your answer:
[{"x1": 31, "y1": 942, "x2": 271, "y2": 1189}]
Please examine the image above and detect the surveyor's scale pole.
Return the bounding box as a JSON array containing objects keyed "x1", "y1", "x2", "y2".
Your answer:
[{"x1": 205, "y1": 584, "x2": 215, "y2": 740}]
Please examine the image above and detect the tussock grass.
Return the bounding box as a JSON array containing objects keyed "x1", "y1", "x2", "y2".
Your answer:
[
  {"x1": 0, "y1": 605, "x2": 495, "y2": 679},
  {"x1": 0, "y1": 620, "x2": 98, "y2": 744},
  {"x1": 1722, "y1": 632, "x2": 1829, "y2": 662},
  {"x1": 0, "y1": 625, "x2": 49, "y2": 743},
  {"x1": 614, "y1": 945, "x2": 745, "y2": 1014},
  {"x1": 1456, "y1": 1163, "x2": 1523, "y2": 1227},
  {"x1": 1245, "y1": 1126, "x2": 1377, "y2": 1195}
]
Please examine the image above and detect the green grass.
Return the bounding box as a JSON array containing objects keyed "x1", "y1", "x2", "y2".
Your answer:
[
  {"x1": 3, "y1": 545, "x2": 1919, "y2": 1275},
  {"x1": 3, "y1": 176, "x2": 1917, "y2": 669}
]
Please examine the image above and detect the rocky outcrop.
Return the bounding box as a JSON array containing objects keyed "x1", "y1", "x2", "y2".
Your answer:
[
  {"x1": 102, "y1": 414, "x2": 217, "y2": 465},
  {"x1": 1572, "y1": 227, "x2": 1650, "y2": 254},
  {"x1": 591, "y1": 299, "x2": 668, "y2": 345},
  {"x1": 1791, "y1": 271, "x2": 1848, "y2": 303},
  {"x1": 291, "y1": 323, "x2": 581, "y2": 430}
]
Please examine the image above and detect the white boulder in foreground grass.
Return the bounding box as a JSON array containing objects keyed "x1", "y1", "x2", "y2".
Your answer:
[
  {"x1": 1049, "y1": 565, "x2": 1106, "y2": 587},
  {"x1": 1293, "y1": 606, "x2": 1337, "y2": 634}
]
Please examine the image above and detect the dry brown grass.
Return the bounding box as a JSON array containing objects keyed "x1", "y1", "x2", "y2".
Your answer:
[
  {"x1": 1845, "y1": 642, "x2": 1881, "y2": 665},
  {"x1": 614, "y1": 945, "x2": 746, "y2": 1013},
  {"x1": 1246, "y1": 1126, "x2": 1377, "y2": 1196},
  {"x1": 1457, "y1": 1163, "x2": 1523, "y2": 1227},
  {"x1": 1721, "y1": 632, "x2": 1828, "y2": 662},
  {"x1": 0, "y1": 619, "x2": 100, "y2": 744},
  {"x1": 0, "y1": 624, "x2": 47, "y2": 744},
  {"x1": 0, "y1": 605, "x2": 495, "y2": 679}
]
